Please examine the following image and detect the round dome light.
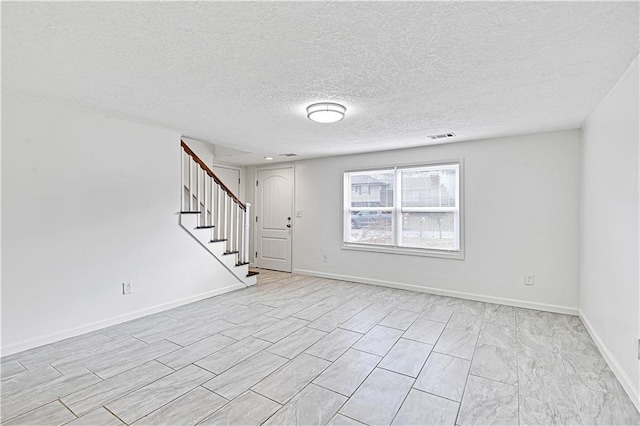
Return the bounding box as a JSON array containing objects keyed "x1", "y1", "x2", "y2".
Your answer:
[{"x1": 306, "y1": 102, "x2": 346, "y2": 123}]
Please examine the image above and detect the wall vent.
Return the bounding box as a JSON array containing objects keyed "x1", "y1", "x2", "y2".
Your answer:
[{"x1": 428, "y1": 132, "x2": 456, "y2": 140}]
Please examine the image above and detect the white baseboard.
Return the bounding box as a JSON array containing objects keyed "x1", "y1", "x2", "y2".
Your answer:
[
  {"x1": 293, "y1": 269, "x2": 578, "y2": 315},
  {"x1": 1, "y1": 282, "x2": 246, "y2": 357},
  {"x1": 579, "y1": 310, "x2": 640, "y2": 412}
]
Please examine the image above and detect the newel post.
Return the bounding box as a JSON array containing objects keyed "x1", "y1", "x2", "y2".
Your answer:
[{"x1": 243, "y1": 203, "x2": 251, "y2": 265}]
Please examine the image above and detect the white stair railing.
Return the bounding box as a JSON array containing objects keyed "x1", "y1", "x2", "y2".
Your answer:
[{"x1": 180, "y1": 140, "x2": 251, "y2": 266}]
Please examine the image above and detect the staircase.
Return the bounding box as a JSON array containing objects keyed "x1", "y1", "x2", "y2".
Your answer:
[{"x1": 180, "y1": 140, "x2": 257, "y2": 286}]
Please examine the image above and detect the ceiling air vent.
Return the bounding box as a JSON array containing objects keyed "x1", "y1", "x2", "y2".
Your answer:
[
  {"x1": 428, "y1": 132, "x2": 456, "y2": 140},
  {"x1": 279, "y1": 153, "x2": 298, "y2": 157}
]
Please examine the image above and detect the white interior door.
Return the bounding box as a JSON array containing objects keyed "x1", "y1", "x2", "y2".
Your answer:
[
  {"x1": 256, "y1": 167, "x2": 293, "y2": 272},
  {"x1": 212, "y1": 165, "x2": 240, "y2": 196}
]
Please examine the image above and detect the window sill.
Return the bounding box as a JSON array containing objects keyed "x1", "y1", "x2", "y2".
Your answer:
[{"x1": 341, "y1": 243, "x2": 465, "y2": 260}]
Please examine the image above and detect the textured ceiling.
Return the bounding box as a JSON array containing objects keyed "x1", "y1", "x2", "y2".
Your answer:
[{"x1": 3, "y1": 2, "x2": 638, "y2": 165}]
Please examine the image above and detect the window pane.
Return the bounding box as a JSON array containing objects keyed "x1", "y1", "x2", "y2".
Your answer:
[
  {"x1": 401, "y1": 165, "x2": 457, "y2": 208},
  {"x1": 348, "y1": 170, "x2": 394, "y2": 208},
  {"x1": 400, "y1": 212, "x2": 457, "y2": 250},
  {"x1": 347, "y1": 211, "x2": 393, "y2": 245},
  {"x1": 344, "y1": 162, "x2": 461, "y2": 255}
]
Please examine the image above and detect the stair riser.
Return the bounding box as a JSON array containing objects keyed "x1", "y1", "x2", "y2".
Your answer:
[{"x1": 180, "y1": 212, "x2": 255, "y2": 286}]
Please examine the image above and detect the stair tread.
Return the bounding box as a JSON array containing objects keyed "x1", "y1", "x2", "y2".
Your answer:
[
  {"x1": 223, "y1": 251, "x2": 239, "y2": 255},
  {"x1": 195, "y1": 225, "x2": 215, "y2": 229},
  {"x1": 246, "y1": 271, "x2": 259, "y2": 277},
  {"x1": 236, "y1": 262, "x2": 250, "y2": 266},
  {"x1": 180, "y1": 211, "x2": 202, "y2": 214},
  {"x1": 209, "y1": 239, "x2": 228, "y2": 243}
]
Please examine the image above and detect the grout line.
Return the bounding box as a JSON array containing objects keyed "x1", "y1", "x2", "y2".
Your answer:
[
  {"x1": 466, "y1": 373, "x2": 518, "y2": 388},
  {"x1": 153, "y1": 358, "x2": 177, "y2": 371},
  {"x1": 413, "y1": 387, "x2": 463, "y2": 404},
  {"x1": 1, "y1": 397, "x2": 68, "y2": 424},
  {"x1": 432, "y1": 302, "x2": 469, "y2": 425},
  {"x1": 453, "y1": 362, "x2": 471, "y2": 424},
  {"x1": 388, "y1": 376, "x2": 416, "y2": 425},
  {"x1": 377, "y1": 364, "x2": 421, "y2": 380},
  {"x1": 58, "y1": 398, "x2": 78, "y2": 419},
  {"x1": 131, "y1": 383, "x2": 206, "y2": 424},
  {"x1": 190, "y1": 388, "x2": 232, "y2": 426},
  {"x1": 311, "y1": 380, "x2": 354, "y2": 399},
  {"x1": 49, "y1": 364, "x2": 65, "y2": 376},
  {"x1": 128, "y1": 335, "x2": 151, "y2": 346},
  {"x1": 210, "y1": 389, "x2": 230, "y2": 402},
  {"x1": 103, "y1": 405, "x2": 129, "y2": 425},
  {"x1": 15, "y1": 359, "x2": 27, "y2": 371},
  {"x1": 252, "y1": 336, "x2": 275, "y2": 344},
  {"x1": 198, "y1": 384, "x2": 230, "y2": 401},
  {"x1": 78, "y1": 364, "x2": 177, "y2": 412},
  {"x1": 336, "y1": 412, "x2": 367, "y2": 425},
  {"x1": 430, "y1": 349, "x2": 476, "y2": 362},
  {"x1": 249, "y1": 387, "x2": 284, "y2": 407}
]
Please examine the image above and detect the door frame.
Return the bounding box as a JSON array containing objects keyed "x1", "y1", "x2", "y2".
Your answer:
[
  {"x1": 211, "y1": 162, "x2": 244, "y2": 200},
  {"x1": 253, "y1": 164, "x2": 295, "y2": 271}
]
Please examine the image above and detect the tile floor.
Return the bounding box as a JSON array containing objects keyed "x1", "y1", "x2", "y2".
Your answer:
[{"x1": 1, "y1": 270, "x2": 639, "y2": 425}]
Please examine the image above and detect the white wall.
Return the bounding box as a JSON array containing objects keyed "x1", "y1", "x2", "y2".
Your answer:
[
  {"x1": 286, "y1": 131, "x2": 581, "y2": 312},
  {"x1": 580, "y1": 56, "x2": 639, "y2": 406},
  {"x1": 1, "y1": 97, "x2": 242, "y2": 355}
]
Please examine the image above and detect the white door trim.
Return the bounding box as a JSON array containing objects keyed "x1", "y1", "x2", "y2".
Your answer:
[
  {"x1": 253, "y1": 164, "x2": 295, "y2": 271},
  {"x1": 212, "y1": 163, "x2": 243, "y2": 199},
  {"x1": 212, "y1": 162, "x2": 242, "y2": 174}
]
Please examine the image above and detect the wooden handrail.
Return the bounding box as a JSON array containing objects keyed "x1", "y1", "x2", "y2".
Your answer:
[{"x1": 181, "y1": 140, "x2": 246, "y2": 210}]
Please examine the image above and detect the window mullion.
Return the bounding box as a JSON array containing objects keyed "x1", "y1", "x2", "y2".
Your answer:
[
  {"x1": 394, "y1": 167, "x2": 402, "y2": 248},
  {"x1": 454, "y1": 165, "x2": 460, "y2": 251},
  {"x1": 344, "y1": 172, "x2": 350, "y2": 243}
]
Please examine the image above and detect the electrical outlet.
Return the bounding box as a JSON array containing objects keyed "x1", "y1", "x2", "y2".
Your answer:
[
  {"x1": 122, "y1": 282, "x2": 132, "y2": 295},
  {"x1": 524, "y1": 275, "x2": 534, "y2": 286}
]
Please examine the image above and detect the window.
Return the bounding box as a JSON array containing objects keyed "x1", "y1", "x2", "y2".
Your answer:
[{"x1": 343, "y1": 161, "x2": 462, "y2": 258}]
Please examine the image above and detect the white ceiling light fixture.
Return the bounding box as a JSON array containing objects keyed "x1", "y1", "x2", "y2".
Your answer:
[
  {"x1": 264, "y1": 156, "x2": 273, "y2": 160},
  {"x1": 306, "y1": 102, "x2": 346, "y2": 123}
]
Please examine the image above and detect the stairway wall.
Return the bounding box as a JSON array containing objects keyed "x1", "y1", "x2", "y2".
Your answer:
[
  {"x1": 580, "y1": 56, "x2": 639, "y2": 408},
  {"x1": 1, "y1": 96, "x2": 242, "y2": 355}
]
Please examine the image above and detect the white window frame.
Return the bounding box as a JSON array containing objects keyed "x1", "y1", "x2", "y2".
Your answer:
[{"x1": 342, "y1": 160, "x2": 464, "y2": 260}]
